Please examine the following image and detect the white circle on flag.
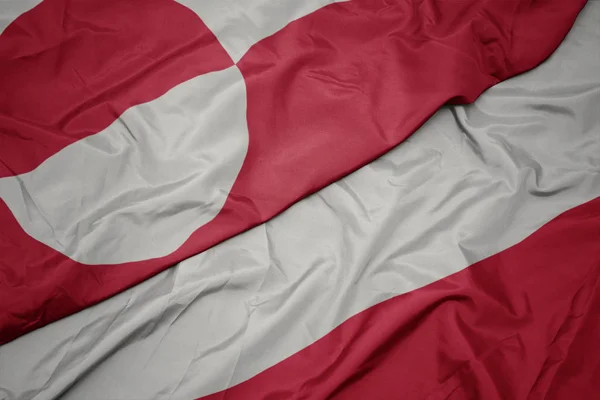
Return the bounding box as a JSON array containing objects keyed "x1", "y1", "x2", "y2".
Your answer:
[{"x1": 0, "y1": 66, "x2": 248, "y2": 264}]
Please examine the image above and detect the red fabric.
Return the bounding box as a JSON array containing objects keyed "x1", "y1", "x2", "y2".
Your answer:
[
  {"x1": 0, "y1": 0, "x2": 233, "y2": 178},
  {"x1": 0, "y1": 0, "x2": 587, "y2": 344},
  {"x1": 199, "y1": 196, "x2": 600, "y2": 400}
]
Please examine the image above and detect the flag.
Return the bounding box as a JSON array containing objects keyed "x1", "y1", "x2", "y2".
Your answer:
[{"x1": 1, "y1": 0, "x2": 599, "y2": 399}]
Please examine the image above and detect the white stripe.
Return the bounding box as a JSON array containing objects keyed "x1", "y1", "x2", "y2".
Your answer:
[
  {"x1": 176, "y1": 0, "x2": 345, "y2": 62},
  {"x1": 0, "y1": 0, "x2": 40, "y2": 35},
  {"x1": 1, "y1": 3, "x2": 599, "y2": 400},
  {"x1": 0, "y1": 66, "x2": 248, "y2": 264}
]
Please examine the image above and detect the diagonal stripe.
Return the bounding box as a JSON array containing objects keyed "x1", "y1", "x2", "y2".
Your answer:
[{"x1": 200, "y1": 195, "x2": 600, "y2": 399}]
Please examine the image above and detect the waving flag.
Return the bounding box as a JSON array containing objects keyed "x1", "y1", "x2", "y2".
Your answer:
[{"x1": 1, "y1": 0, "x2": 599, "y2": 399}]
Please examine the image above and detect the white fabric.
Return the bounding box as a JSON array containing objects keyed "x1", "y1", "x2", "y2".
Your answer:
[
  {"x1": 1, "y1": 3, "x2": 598, "y2": 399},
  {"x1": 0, "y1": 66, "x2": 248, "y2": 264},
  {"x1": 176, "y1": 0, "x2": 344, "y2": 62},
  {"x1": 0, "y1": 0, "x2": 39, "y2": 34}
]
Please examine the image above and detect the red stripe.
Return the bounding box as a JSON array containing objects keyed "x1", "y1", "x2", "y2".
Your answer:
[
  {"x1": 0, "y1": 0, "x2": 587, "y2": 344},
  {"x1": 0, "y1": 0, "x2": 232, "y2": 178},
  {"x1": 198, "y1": 196, "x2": 600, "y2": 400}
]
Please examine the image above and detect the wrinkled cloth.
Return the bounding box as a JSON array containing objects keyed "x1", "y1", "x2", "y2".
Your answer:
[
  {"x1": 0, "y1": 0, "x2": 589, "y2": 345},
  {"x1": 1, "y1": 2, "x2": 599, "y2": 399}
]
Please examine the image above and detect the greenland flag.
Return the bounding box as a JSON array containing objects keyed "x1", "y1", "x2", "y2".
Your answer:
[{"x1": 0, "y1": 0, "x2": 589, "y2": 347}]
